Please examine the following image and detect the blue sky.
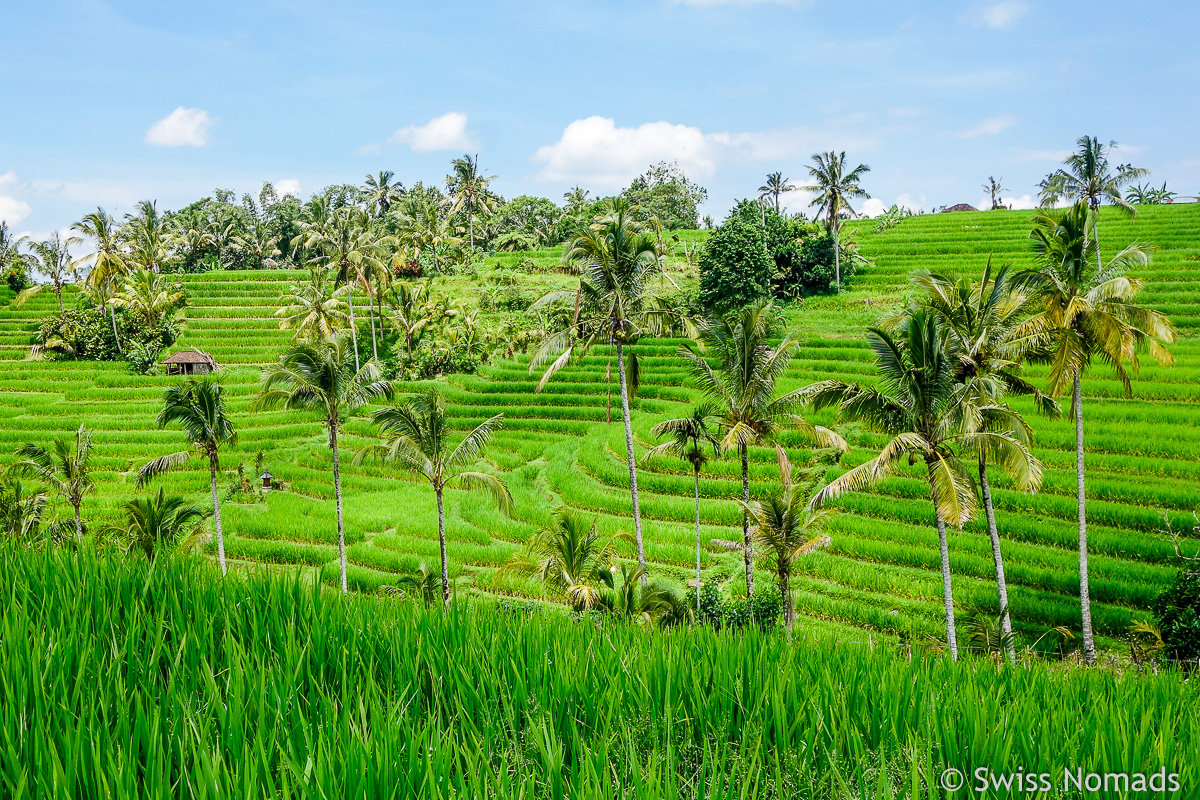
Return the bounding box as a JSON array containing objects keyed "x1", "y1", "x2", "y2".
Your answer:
[{"x1": 2, "y1": 0, "x2": 1198, "y2": 236}]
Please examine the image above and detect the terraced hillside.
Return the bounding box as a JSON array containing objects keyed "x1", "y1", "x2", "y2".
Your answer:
[{"x1": 1, "y1": 205, "x2": 1196, "y2": 650}]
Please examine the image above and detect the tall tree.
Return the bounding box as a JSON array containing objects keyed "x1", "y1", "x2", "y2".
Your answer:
[
  {"x1": 7, "y1": 424, "x2": 96, "y2": 544},
  {"x1": 124, "y1": 200, "x2": 174, "y2": 272},
  {"x1": 683, "y1": 300, "x2": 846, "y2": 598},
  {"x1": 252, "y1": 337, "x2": 393, "y2": 593},
  {"x1": 758, "y1": 172, "x2": 795, "y2": 212},
  {"x1": 76, "y1": 208, "x2": 130, "y2": 353},
  {"x1": 804, "y1": 312, "x2": 1038, "y2": 660},
  {"x1": 15, "y1": 232, "x2": 85, "y2": 312},
  {"x1": 135, "y1": 378, "x2": 239, "y2": 575},
  {"x1": 1037, "y1": 136, "x2": 1148, "y2": 272},
  {"x1": 982, "y1": 177, "x2": 1007, "y2": 210},
  {"x1": 447, "y1": 154, "x2": 497, "y2": 257},
  {"x1": 276, "y1": 265, "x2": 350, "y2": 340},
  {"x1": 1017, "y1": 202, "x2": 1175, "y2": 663},
  {"x1": 644, "y1": 405, "x2": 721, "y2": 607},
  {"x1": 804, "y1": 151, "x2": 870, "y2": 292},
  {"x1": 362, "y1": 170, "x2": 404, "y2": 217},
  {"x1": 530, "y1": 198, "x2": 668, "y2": 575},
  {"x1": 356, "y1": 389, "x2": 511, "y2": 606},
  {"x1": 113, "y1": 268, "x2": 185, "y2": 329},
  {"x1": 906, "y1": 262, "x2": 1056, "y2": 662}
]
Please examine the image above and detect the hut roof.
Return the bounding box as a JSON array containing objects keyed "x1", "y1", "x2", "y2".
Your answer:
[
  {"x1": 161, "y1": 348, "x2": 218, "y2": 367},
  {"x1": 942, "y1": 203, "x2": 979, "y2": 213}
]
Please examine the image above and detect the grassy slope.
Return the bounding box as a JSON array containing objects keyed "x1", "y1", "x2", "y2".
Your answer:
[{"x1": 0, "y1": 205, "x2": 1196, "y2": 649}]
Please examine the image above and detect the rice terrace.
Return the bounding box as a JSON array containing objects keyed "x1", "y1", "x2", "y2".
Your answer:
[{"x1": 2, "y1": 2, "x2": 1200, "y2": 798}]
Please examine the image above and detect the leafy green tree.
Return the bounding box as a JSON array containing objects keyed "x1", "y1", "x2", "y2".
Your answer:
[
  {"x1": 113, "y1": 268, "x2": 185, "y2": 330},
  {"x1": 1017, "y1": 202, "x2": 1175, "y2": 663},
  {"x1": 698, "y1": 217, "x2": 772, "y2": 311},
  {"x1": 803, "y1": 151, "x2": 870, "y2": 291},
  {"x1": 111, "y1": 488, "x2": 209, "y2": 562},
  {"x1": 135, "y1": 378, "x2": 238, "y2": 575},
  {"x1": 644, "y1": 405, "x2": 721, "y2": 606},
  {"x1": 530, "y1": 198, "x2": 668, "y2": 573},
  {"x1": 1038, "y1": 136, "x2": 1147, "y2": 271},
  {"x1": 124, "y1": 200, "x2": 175, "y2": 272},
  {"x1": 0, "y1": 222, "x2": 33, "y2": 292},
  {"x1": 805, "y1": 311, "x2": 1040, "y2": 660},
  {"x1": 621, "y1": 161, "x2": 708, "y2": 229},
  {"x1": 394, "y1": 193, "x2": 462, "y2": 272},
  {"x1": 500, "y1": 510, "x2": 631, "y2": 612},
  {"x1": 357, "y1": 389, "x2": 510, "y2": 606},
  {"x1": 15, "y1": 232, "x2": 85, "y2": 312},
  {"x1": 276, "y1": 265, "x2": 350, "y2": 340},
  {"x1": 7, "y1": 424, "x2": 96, "y2": 544},
  {"x1": 446, "y1": 154, "x2": 497, "y2": 257},
  {"x1": 758, "y1": 172, "x2": 795, "y2": 212},
  {"x1": 363, "y1": 170, "x2": 405, "y2": 217},
  {"x1": 252, "y1": 337, "x2": 393, "y2": 593},
  {"x1": 76, "y1": 208, "x2": 130, "y2": 352},
  {"x1": 683, "y1": 301, "x2": 846, "y2": 598}
]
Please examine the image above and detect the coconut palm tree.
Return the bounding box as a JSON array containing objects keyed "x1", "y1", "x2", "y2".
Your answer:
[
  {"x1": 362, "y1": 170, "x2": 405, "y2": 217},
  {"x1": 76, "y1": 208, "x2": 130, "y2": 353},
  {"x1": 906, "y1": 262, "x2": 1056, "y2": 662},
  {"x1": 382, "y1": 279, "x2": 436, "y2": 361},
  {"x1": 252, "y1": 337, "x2": 393, "y2": 593},
  {"x1": 113, "y1": 268, "x2": 185, "y2": 329},
  {"x1": 529, "y1": 198, "x2": 669, "y2": 574},
  {"x1": 111, "y1": 488, "x2": 209, "y2": 562},
  {"x1": 394, "y1": 194, "x2": 463, "y2": 272},
  {"x1": 135, "y1": 378, "x2": 238, "y2": 575},
  {"x1": 356, "y1": 389, "x2": 511, "y2": 606},
  {"x1": 231, "y1": 217, "x2": 281, "y2": 270},
  {"x1": 1016, "y1": 202, "x2": 1175, "y2": 663},
  {"x1": 644, "y1": 404, "x2": 721, "y2": 606},
  {"x1": 982, "y1": 177, "x2": 1007, "y2": 210},
  {"x1": 682, "y1": 300, "x2": 846, "y2": 598},
  {"x1": 499, "y1": 510, "x2": 631, "y2": 612},
  {"x1": 804, "y1": 311, "x2": 1040, "y2": 660},
  {"x1": 0, "y1": 222, "x2": 31, "y2": 280},
  {"x1": 7, "y1": 424, "x2": 96, "y2": 544},
  {"x1": 15, "y1": 232, "x2": 85, "y2": 312},
  {"x1": 0, "y1": 479, "x2": 53, "y2": 544},
  {"x1": 447, "y1": 154, "x2": 497, "y2": 257},
  {"x1": 741, "y1": 470, "x2": 835, "y2": 635},
  {"x1": 597, "y1": 562, "x2": 691, "y2": 628},
  {"x1": 758, "y1": 172, "x2": 795, "y2": 212},
  {"x1": 276, "y1": 265, "x2": 350, "y2": 340},
  {"x1": 1037, "y1": 136, "x2": 1148, "y2": 271},
  {"x1": 124, "y1": 200, "x2": 175, "y2": 272},
  {"x1": 804, "y1": 151, "x2": 871, "y2": 292}
]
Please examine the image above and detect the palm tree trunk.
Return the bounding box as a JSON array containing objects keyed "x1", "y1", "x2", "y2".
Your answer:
[
  {"x1": 109, "y1": 303, "x2": 122, "y2": 355},
  {"x1": 468, "y1": 211, "x2": 475, "y2": 258},
  {"x1": 436, "y1": 486, "x2": 451, "y2": 607},
  {"x1": 979, "y1": 460, "x2": 1014, "y2": 664},
  {"x1": 782, "y1": 570, "x2": 793, "y2": 636},
  {"x1": 1075, "y1": 373, "x2": 1096, "y2": 663},
  {"x1": 740, "y1": 442, "x2": 753, "y2": 598},
  {"x1": 209, "y1": 451, "x2": 227, "y2": 575},
  {"x1": 55, "y1": 281, "x2": 64, "y2": 313},
  {"x1": 367, "y1": 287, "x2": 379, "y2": 361},
  {"x1": 615, "y1": 339, "x2": 645, "y2": 575},
  {"x1": 73, "y1": 502, "x2": 83, "y2": 545},
  {"x1": 693, "y1": 466, "x2": 702, "y2": 609},
  {"x1": 833, "y1": 220, "x2": 842, "y2": 292},
  {"x1": 605, "y1": 358, "x2": 612, "y2": 424},
  {"x1": 934, "y1": 509, "x2": 958, "y2": 661},
  {"x1": 330, "y1": 425, "x2": 348, "y2": 594},
  {"x1": 346, "y1": 284, "x2": 360, "y2": 372}
]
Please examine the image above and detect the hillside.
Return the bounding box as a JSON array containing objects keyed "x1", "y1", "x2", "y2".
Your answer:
[{"x1": 1, "y1": 205, "x2": 1197, "y2": 648}]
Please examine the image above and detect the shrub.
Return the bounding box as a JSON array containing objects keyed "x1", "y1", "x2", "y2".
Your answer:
[
  {"x1": 125, "y1": 342, "x2": 162, "y2": 375},
  {"x1": 1154, "y1": 568, "x2": 1200, "y2": 662},
  {"x1": 697, "y1": 581, "x2": 783, "y2": 630},
  {"x1": 698, "y1": 218, "x2": 772, "y2": 311}
]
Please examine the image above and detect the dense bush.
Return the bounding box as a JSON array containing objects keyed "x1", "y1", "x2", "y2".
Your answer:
[
  {"x1": 697, "y1": 581, "x2": 783, "y2": 630},
  {"x1": 1154, "y1": 568, "x2": 1200, "y2": 661},
  {"x1": 4, "y1": 261, "x2": 30, "y2": 292},
  {"x1": 698, "y1": 218, "x2": 773, "y2": 311},
  {"x1": 36, "y1": 306, "x2": 180, "y2": 372}
]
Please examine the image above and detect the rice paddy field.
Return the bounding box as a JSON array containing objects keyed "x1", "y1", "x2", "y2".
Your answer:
[{"x1": 1, "y1": 205, "x2": 1198, "y2": 653}]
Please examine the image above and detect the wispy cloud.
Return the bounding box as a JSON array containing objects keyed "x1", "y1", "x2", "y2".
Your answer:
[
  {"x1": 964, "y1": 0, "x2": 1030, "y2": 30},
  {"x1": 388, "y1": 112, "x2": 478, "y2": 153},
  {"x1": 958, "y1": 114, "x2": 1018, "y2": 138},
  {"x1": 145, "y1": 107, "x2": 215, "y2": 147}
]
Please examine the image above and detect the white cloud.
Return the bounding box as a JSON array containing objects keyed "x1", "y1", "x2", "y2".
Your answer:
[
  {"x1": 532, "y1": 116, "x2": 875, "y2": 188},
  {"x1": 145, "y1": 107, "x2": 215, "y2": 147},
  {"x1": 275, "y1": 179, "x2": 301, "y2": 197},
  {"x1": 861, "y1": 194, "x2": 926, "y2": 218},
  {"x1": 0, "y1": 196, "x2": 32, "y2": 226},
  {"x1": 861, "y1": 198, "x2": 886, "y2": 218},
  {"x1": 389, "y1": 112, "x2": 477, "y2": 153},
  {"x1": 966, "y1": 0, "x2": 1030, "y2": 30},
  {"x1": 959, "y1": 114, "x2": 1018, "y2": 138}
]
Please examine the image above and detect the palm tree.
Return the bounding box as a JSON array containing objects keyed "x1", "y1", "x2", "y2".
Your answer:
[
  {"x1": 76, "y1": 208, "x2": 129, "y2": 353},
  {"x1": 758, "y1": 172, "x2": 795, "y2": 212},
  {"x1": 529, "y1": 198, "x2": 668, "y2": 574},
  {"x1": 395, "y1": 194, "x2": 463, "y2": 272},
  {"x1": 0, "y1": 222, "x2": 31, "y2": 280},
  {"x1": 447, "y1": 154, "x2": 497, "y2": 257},
  {"x1": 563, "y1": 186, "x2": 591, "y2": 217},
  {"x1": 135, "y1": 378, "x2": 238, "y2": 575},
  {"x1": 499, "y1": 510, "x2": 631, "y2": 612},
  {"x1": 362, "y1": 170, "x2": 404, "y2": 217},
  {"x1": 252, "y1": 337, "x2": 393, "y2": 593},
  {"x1": 356, "y1": 389, "x2": 510, "y2": 606},
  {"x1": 0, "y1": 479, "x2": 53, "y2": 544},
  {"x1": 1016, "y1": 202, "x2": 1175, "y2": 663},
  {"x1": 113, "y1": 268, "x2": 185, "y2": 329},
  {"x1": 386, "y1": 563, "x2": 440, "y2": 605},
  {"x1": 901, "y1": 262, "x2": 1055, "y2": 662},
  {"x1": 742, "y1": 471, "x2": 835, "y2": 635},
  {"x1": 15, "y1": 232, "x2": 85, "y2": 312},
  {"x1": 982, "y1": 177, "x2": 1007, "y2": 210},
  {"x1": 124, "y1": 200, "x2": 175, "y2": 272},
  {"x1": 7, "y1": 424, "x2": 96, "y2": 544},
  {"x1": 276, "y1": 265, "x2": 350, "y2": 340},
  {"x1": 804, "y1": 312, "x2": 1040, "y2": 659},
  {"x1": 1038, "y1": 136, "x2": 1148, "y2": 271},
  {"x1": 804, "y1": 151, "x2": 871, "y2": 292},
  {"x1": 644, "y1": 405, "x2": 721, "y2": 606},
  {"x1": 231, "y1": 217, "x2": 281, "y2": 270},
  {"x1": 683, "y1": 300, "x2": 846, "y2": 598},
  {"x1": 597, "y1": 562, "x2": 691, "y2": 628},
  {"x1": 111, "y1": 488, "x2": 209, "y2": 562}
]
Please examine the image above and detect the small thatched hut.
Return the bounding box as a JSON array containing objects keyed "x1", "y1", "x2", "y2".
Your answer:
[
  {"x1": 161, "y1": 348, "x2": 218, "y2": 376},
  {"x1": 942, "y1": 203, "x2": 979, "y2": 213}
]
